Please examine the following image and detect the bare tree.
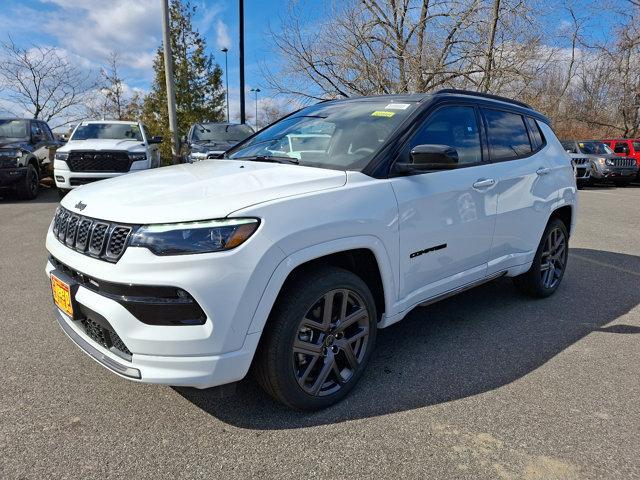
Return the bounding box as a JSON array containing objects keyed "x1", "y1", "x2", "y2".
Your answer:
[
  {"x1": 88, "y1": 52, "x2": 142, "y2": 121},
  {"x1": 265, "y1": 0, "x2": 540, "y2": 100},
  {"x1": 0, "y1": 38, "x2": 95, "y2": 125}
]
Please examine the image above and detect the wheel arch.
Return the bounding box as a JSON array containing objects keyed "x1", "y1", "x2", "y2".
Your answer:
[
  {"x1": 550, "y1": 204, "x2": 572, "y2": 236},
  {"x1": 246, "y1": 236, "x2": 396, "y2": 337}
]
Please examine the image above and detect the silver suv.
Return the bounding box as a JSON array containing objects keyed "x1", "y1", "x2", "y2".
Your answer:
[{"x1": 561, "y1": 140, "x2": 638, "y2": 188}]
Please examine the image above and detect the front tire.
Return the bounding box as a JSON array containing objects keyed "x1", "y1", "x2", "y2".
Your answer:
[
  {"x1": 254, "y1": 266, "x2": 377, "y2": 410},
  {"x1": 513, "y1": 218, "x2": 569, "y2": 298},
  {"x1": 15, "y1": 164, "x2": 39, "y2": 200}
]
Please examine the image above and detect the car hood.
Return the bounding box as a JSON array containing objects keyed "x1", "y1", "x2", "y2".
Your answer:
[
  {"x1": 580, "y1": 153, "x2": 619, "y2": 159},
  {"x1": 0, "y1": 140, "x2": 31, "y2": 151},
  {"x1": 192, "y1": 140, "x2": 238, "y2": 151},
  {"x1": 59, "y1": 139, "x2": 146, "y2": 152},
  {"x1": 61, "y1": 160, "x2": 347, "y2": 224}
]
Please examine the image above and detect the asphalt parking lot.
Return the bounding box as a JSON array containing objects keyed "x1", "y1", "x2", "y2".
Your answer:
[{"x1": 1, "y1": 184, "x2": 639, "y2": 479}]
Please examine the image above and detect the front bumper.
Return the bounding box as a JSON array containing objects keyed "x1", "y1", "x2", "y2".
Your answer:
[
  {"x1": 53, "y1": 306, "x2": 261, "y2": 387},
  {"x1": 590, "y1": 165, "x2": 638, "y2": 181},
  {"x1": 45, "y1": 221, "x2": 283, "y2": 388},
  {"x1": 0, "y1": 166, "x2": 27, "y2": 187},
  {"x1": 53, "y1": 159, "x2": 152, "y2": 189}
]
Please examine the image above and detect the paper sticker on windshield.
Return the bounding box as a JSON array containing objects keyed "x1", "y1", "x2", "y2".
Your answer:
[
  {"x1": 384, "y1": 103, "x2": 410, "y2": 110},
  {"x1": 372, "y1": 111, "x2": 395, "y2": 118}
]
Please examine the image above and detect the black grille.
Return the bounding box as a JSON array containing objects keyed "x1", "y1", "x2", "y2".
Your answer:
[
  {"x1": 65, "y1": 216, "x2": 79, "y2": 245},
  {"x1": 76, "y1": 219, "x2": 92, "y2": 250},
  {"x1": 612, "y1": 157, "x2": 636, "y2": 168},
  {"x1": 572, "y1": 157, "x2": 589, "y2": 166},
  {"x1": 52, "y1": 207, "x2": 134, "y2": 262},
  {"x1": 67, "y1": 151, "x2": 132, "y2": 173},
  {"x1": 89, "y1": 223, "x2": 109, "y2": 255},
  {"x1": 106, "y1": 226, "x2": 132, "y2": 258},
  {"x1": 81, "y1": 317, "x2": 132, "y2": 358},
  {"x1": 70, "y1": 177, "x2": 108, "y2": 186}
]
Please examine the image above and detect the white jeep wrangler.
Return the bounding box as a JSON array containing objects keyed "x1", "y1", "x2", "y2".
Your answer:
[
  {"x1": 46, "y1": 90, "x2": 576, "y2": 410},
  {"x1": 53, "y1": 120, "x2": 162, "y2": 196}
]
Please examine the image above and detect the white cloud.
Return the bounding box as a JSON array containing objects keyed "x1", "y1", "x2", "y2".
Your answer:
[
  {"x1": 215, "y1": 20, "x2": 231, "y2": 50},
  {"x1": 41, "y1": 0, "x2": 162, "y2": 72}
]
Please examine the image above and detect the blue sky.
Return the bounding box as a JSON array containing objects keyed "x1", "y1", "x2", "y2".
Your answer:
[
  {"x1": 0, "y1": 0, "x2": 617, "y2": 122},
  {"x1": 0, "y1": 0, "x2": 308, "y2": 121}
]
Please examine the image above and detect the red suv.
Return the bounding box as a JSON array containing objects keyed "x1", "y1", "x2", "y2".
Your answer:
[{"x1": 603, "y1": 139, "x2": 640, "y2": 179}]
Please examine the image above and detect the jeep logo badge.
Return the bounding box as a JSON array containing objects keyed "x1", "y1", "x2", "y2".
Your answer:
[{"x1": 74, "y1": 201, "x2": 87, "y2": 211}]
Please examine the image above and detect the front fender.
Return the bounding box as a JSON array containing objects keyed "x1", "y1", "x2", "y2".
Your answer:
[{"x1": 246, "y1": 235, "x2": 398, "y2": 335}]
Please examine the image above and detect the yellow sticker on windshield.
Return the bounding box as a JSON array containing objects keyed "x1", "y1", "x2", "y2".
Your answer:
[{"x1": 371, "y1": 111, "x2": 395, "y2": 117}]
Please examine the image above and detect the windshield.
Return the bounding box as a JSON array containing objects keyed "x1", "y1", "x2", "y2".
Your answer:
[
  {"x1": 578, "y1": 141, "x2": 612, "y2": 155},
  {"x1": 0, "y1": 119, "x2": 29, "y2": 139},
  {"x1": 228, "y1": 100, "x2": 419, "y2": 170},
  {"x1": 192, "y1": 124, "x2": 254, "y2": 142},
  {"x1": 71, "y1": 123, "x2": 143, "y2": 141}
]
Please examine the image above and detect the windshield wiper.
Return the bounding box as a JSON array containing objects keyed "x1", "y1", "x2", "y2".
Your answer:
[{"x1": 234, "y1": 155, "x2": 300, "y2": 165}]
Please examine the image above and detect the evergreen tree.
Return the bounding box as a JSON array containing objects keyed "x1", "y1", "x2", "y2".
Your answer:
[{"x1": 142, "y1": 0, "x2": 225, "y2": 162}]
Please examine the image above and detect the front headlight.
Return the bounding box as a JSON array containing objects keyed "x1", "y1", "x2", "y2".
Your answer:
[
  {"x1": 129, "y1": 152, "x2": 147, "y2": 162},
  {"x1": 129, "y1": 218, "x2": 259, "y2": 255},
  {"x1": 605, "y1": 158, "x2": 615, "y2": 166},
  {"x1": 55, "y1": 151, "x2": 69, "y2": 161}
]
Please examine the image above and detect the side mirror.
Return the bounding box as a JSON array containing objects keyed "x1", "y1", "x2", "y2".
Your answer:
[
  {"x1": 394, "y1": 144, "x2": 459, "y2": 174},
  {"x1": 148, "y1": 136, "x2": 163, "y2": 144}
]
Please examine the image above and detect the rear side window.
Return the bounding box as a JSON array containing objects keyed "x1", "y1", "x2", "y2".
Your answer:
[
  {"x1": 524, "y1": 117, "x2": 544, "y2": 150},
  {"x1": 482, "y1": 109, "x2": 532, "y2": 161},
  {"x1": 614, "y1": 142, "x2": 629, "y2": 154},
  {"x1": 408, "y1": 105, "x2": 482, "y2": 166}
]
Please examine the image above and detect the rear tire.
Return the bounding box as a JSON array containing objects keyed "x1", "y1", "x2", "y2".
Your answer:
[
  {"x1": 254, "y1": 266, "x2": 377, "y2": 410},
  {"x1": 513, "y1": 218, "x2": 569, "y2": 298},
  {"x1": 15, "y1": 164, "x2": 39, "y2": 200}
]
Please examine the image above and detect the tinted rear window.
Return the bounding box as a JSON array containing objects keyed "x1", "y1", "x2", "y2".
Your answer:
[
  {"x1": 483, "y1": 109, "x2": 532, "y2": 161},
  {"x1": 525, "y1": 117, "x2": 544, "y2": 150}
]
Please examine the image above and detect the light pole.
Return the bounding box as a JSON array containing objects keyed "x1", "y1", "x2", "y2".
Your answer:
[
  {"x1": 239, "y1": 0, "x2": 246, "y2": 124},
  {"x1": 221, "y1": 47, "x2": 229, "y2": 123},
  {"x1": 161, "y1": 0, "x2": 179, "y2": 163},
  {"x1": 250, "y1": 88, "x2": 260, "y2": 130}
]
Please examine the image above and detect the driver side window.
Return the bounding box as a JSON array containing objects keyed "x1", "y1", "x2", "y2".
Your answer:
[{"x1": 407, "y1": 106, "x2": 482, "y2": 166}]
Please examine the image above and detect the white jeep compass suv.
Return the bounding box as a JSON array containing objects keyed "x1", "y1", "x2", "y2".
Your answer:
[
  {"x1": 46, "y1": 90, "x2": 576, "y2": 410},
  {"x1": 54, "y1": 120, "x2": 162, "y2": 196}
]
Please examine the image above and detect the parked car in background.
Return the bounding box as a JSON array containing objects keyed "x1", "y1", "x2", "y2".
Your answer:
[
  {"x1": 54, "y1": 121, "x2": 162, "y2": 197},
  {"x1": 184, "y1": 122, "x2": 254, "y2": 162},
  {"x1": 0, "y1": 118, "x2": 61, "y2": 200},
  {"x1": 561, "y1": 139, "x2": 638, "y2": 187},
  {"x1": 47, "y1": 90, "x2": 576, "y2": 410},
  {"x1": 602, "y1": 138, "x2": 640, "y2": 179}
]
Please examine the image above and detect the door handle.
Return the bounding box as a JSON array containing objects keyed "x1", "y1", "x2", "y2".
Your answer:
[
  {"x1": 472, "y1": 178, "x2": 496, "y2": 189},
  {"x1": 536, "y1": 167, "x2": 551, "y2": 175}
]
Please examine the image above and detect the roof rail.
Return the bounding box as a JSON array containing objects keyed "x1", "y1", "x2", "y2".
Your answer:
[{"x1": 435, "y1": 89, "x2": 533, "y2": 110}]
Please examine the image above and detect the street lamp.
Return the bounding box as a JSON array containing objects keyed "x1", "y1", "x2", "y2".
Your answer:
[
  {"x1": 250, "y1": 87, "x2": 261, "y2": 130},
  {"x1": 221, "y1": 47, "x2": 229, "y2": 123}
]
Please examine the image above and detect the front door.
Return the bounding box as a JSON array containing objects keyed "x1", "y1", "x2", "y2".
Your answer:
[{"x1": 390, "y1": 104, "x2": 497, "y2": 308}]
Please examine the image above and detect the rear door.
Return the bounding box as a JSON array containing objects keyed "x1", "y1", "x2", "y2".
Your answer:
[
  {"x1": 390, "y1": 104, "x2": 498, "y2": 306},
  {"x1": 481, "y1": 109, "x2": 558, "y2": 276}
]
